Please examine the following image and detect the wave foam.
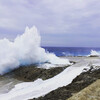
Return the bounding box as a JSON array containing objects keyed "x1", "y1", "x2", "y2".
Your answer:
[
  {"x1": 0, "y1": 26, "x2": 70, "y2": 75},
  {"x1": 89, "y1": 50, "x2": 100, "y2": 57}
]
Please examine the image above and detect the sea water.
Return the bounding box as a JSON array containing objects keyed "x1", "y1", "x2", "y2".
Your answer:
[{"x1": 43, "y1": 47, "x2": 100, "y2": 56}]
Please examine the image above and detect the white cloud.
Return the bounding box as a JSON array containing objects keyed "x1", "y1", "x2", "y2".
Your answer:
[{"x1": 0, "y1": 0, "x2": 100, "y2": 34}]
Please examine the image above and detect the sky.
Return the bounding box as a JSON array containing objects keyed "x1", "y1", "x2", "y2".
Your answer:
[{"x1": 0, "y1": 0, "x2": 100, "y2": 47}]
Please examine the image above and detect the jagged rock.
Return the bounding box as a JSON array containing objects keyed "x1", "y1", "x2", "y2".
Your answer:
[
  {"x1": 68, "y1": 79, "x2": 100, "y2": 100},
  {"x1": 5, "y1": 65, "x2": 68, "y2": 82},
  {"x1": 32, "y1": 68, "x2": 100, "y2": 100}
]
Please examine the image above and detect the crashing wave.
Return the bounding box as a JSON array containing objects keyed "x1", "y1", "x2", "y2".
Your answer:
[
  {"x1": 0, "y1": 26, "x2": 70, "y2": 75},
  {"x1": 89, "y1": 50, "x2": 100, "y2": 57}
]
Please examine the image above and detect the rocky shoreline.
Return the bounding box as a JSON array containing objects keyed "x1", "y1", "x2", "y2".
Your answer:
[
  {"x1": 68, "y1": 79, "x2": 100, "y2": 100},
  {"x1": 31, "y1": 67, "x2": 100, "y2": 100},
  {"x1": 5, "y1": 65, "x2": 69, "y2": 82},
  {"x1": 0, "y1": 57, "x2": 100, "y2": 100}
]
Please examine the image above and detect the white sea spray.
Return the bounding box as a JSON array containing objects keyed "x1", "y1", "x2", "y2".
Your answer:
[{"x1": 0, "y1": 26, "x2": 70, "y2": 75}]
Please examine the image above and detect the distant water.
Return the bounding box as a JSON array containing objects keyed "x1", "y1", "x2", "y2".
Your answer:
[{"x1": 43, "y1": 47, "x2": 100, "y2": 56}]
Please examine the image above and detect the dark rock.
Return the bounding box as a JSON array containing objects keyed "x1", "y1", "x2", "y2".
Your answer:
[
  {"x1": 31, "y1": 67, "x2": 100, "y2": 100},
  {"x1": 5, "y1": 65, "x2": 68, "y2": 82},
  {"x1": 89, "y1": 55, "x2": 99, "y2": 57}
]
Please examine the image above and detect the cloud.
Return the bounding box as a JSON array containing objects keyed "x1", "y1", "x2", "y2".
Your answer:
[
  {"x1": 0, "y1": 0, "x2": 100, "y2": 33},
  {"x1": 0, "y1": 0, "x2": 100, "y2": 46}
]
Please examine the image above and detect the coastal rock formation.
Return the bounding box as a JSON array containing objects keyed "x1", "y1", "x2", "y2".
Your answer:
[
  {"x1": 68, "y1": 79, "x2": 100, "y2": 100},
  {"x1": 32, "y1": 67, "x2": 100, "y2": 100},
  {"x1": 0, "y1": 57, "x2": 100, "y2": 100},
  {"x1": 5, "y1": 65, "x2": 68, "y2": 82}
]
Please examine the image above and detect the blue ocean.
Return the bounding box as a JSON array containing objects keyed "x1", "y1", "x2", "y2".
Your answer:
[{"x1": 43, "y1": 47, "x2": 100, "y2": 56}]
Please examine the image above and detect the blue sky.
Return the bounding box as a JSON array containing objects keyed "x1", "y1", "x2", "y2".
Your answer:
[{"x1": 0, "y1": 0, "x2": 100, "y2": 47}]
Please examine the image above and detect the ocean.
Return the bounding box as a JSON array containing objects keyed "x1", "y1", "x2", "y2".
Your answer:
[{"x1": 43, "y1": 47, "x2": 100, "y2": 56}]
